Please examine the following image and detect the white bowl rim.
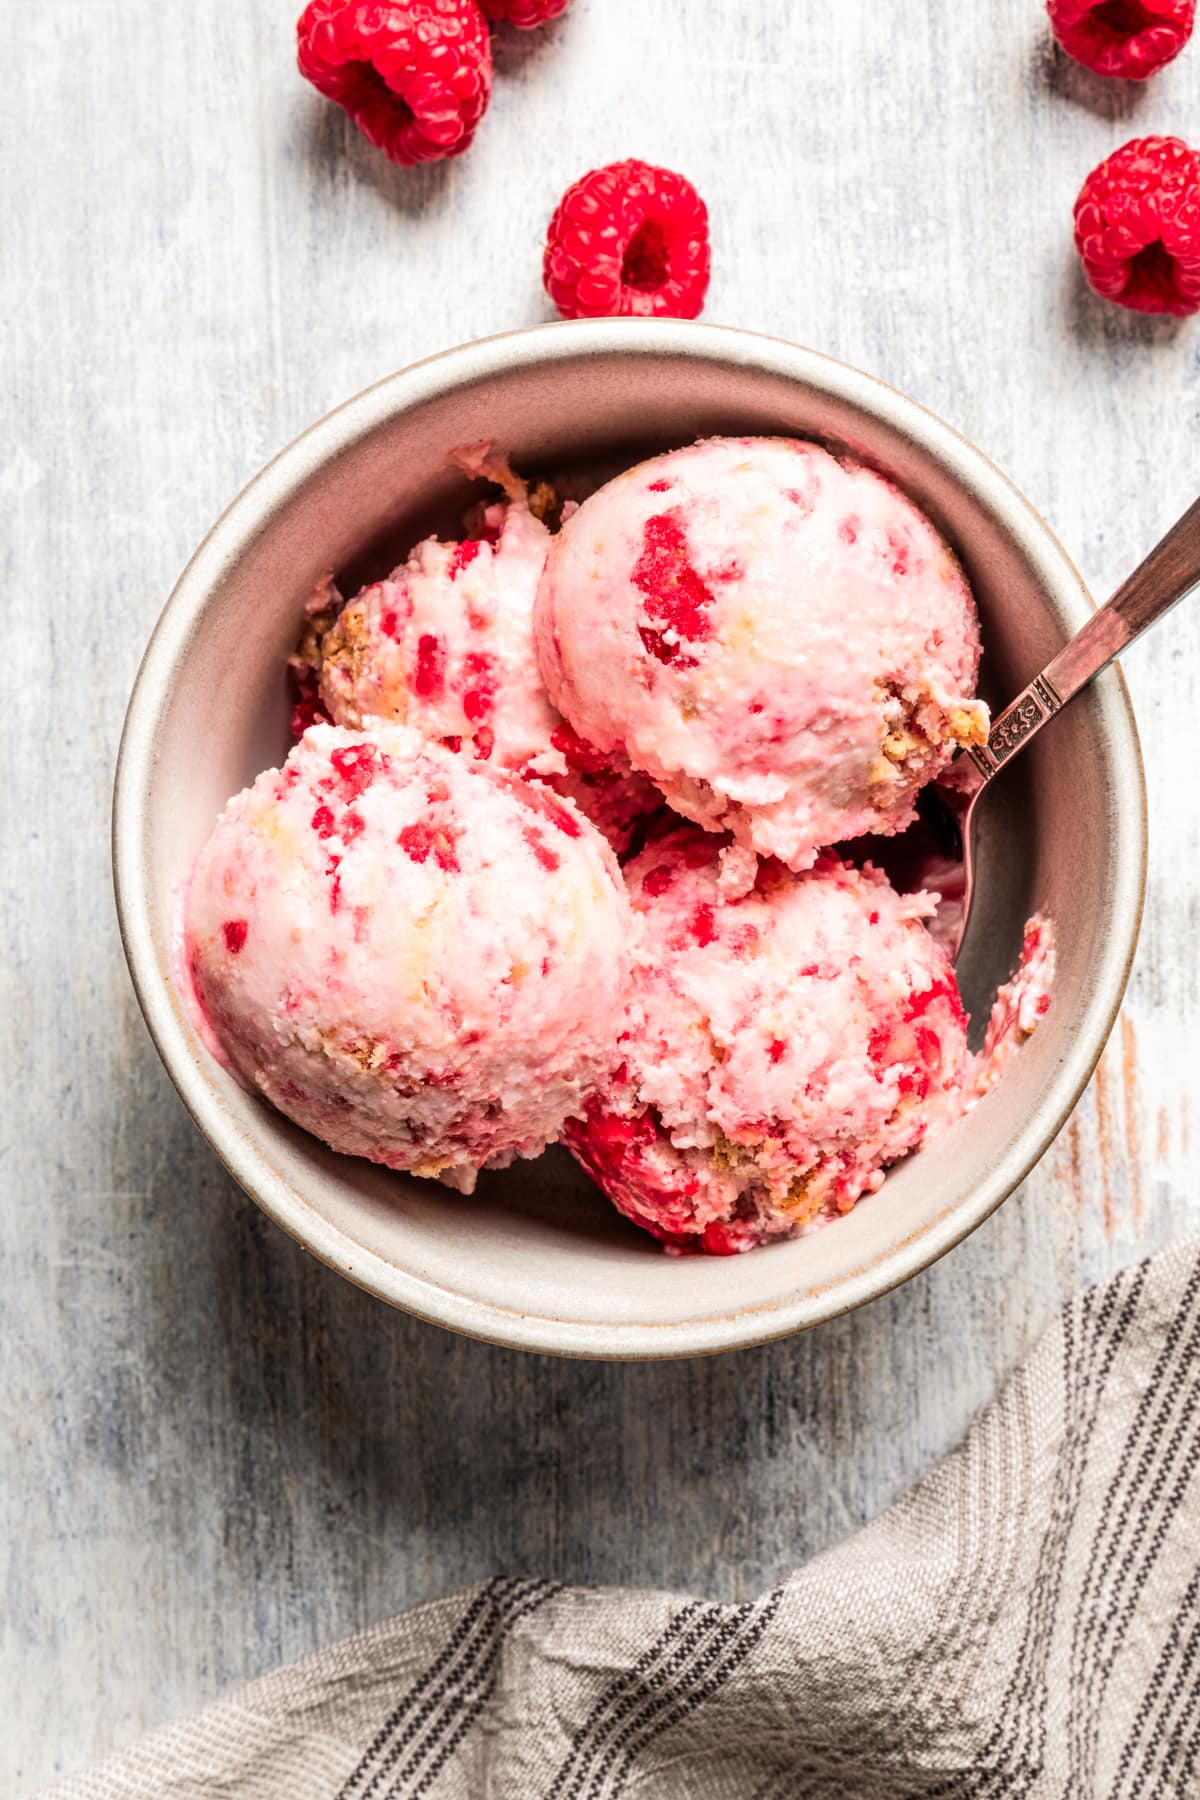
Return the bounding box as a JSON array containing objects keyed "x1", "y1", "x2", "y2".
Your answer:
[{"x1": 113, "y1": 318, "x2": 1147, "y2": 1359}]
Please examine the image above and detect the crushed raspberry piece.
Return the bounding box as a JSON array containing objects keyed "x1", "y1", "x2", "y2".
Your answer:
[
  {"x1": 479, "y1": 0, "x2": 569, "y2": 24},
  {"x1": 289, "y1": 665, "x2": 331, "y2": 741},
  {"x1": 325, "y1": 853, "x2": 343, "y2": 913},
  {"x1": 397, "y1": 819, "x2": 462, "y2": 872},
  {"x1": 632, "y1": 512, "x2": 715, "y2": 664},
  {"x1": 641, "y1": 864, "x2": 676, "y2": 898},
  {"x1": 379, "y1": 609, "x2": 400, "y2": 640},
  {"x1": 223, "y1": 919, "x2": 248, "y2": 955},
  {"x1": 543, "y1": 159, "x2": 711, "y2": 321},
  {"x1": 330, "y1": 741, "x2": 380, "y2": 798},
  {"x1": 311, "y1": 804, "x2": 336, "y2": 838},
  {"x1": 519, "y1": 785, "x2": 582, "y2": 837},
  {"x1": 699, "y1": 1222, "x2": 743, "y2": 1256},
  {"x1": 1074, "y1": 136, "x2": 1200, "y2": 315},
  {"x1": 523, "y1": 826, "x2": 561, "y2": 872},
  {"x1": 341, "y1": 809, "x2": 365, "y2": 841},
  {"x1": 768, "y1": 1039, "x2": 787, "y2": 1065},
  {"x1": 471, "y1": 726, "x2": 495, "y2": 761},
  {"x1": 1047, "y1": 0, "x2": 1194, "y2": 79},
  {"x1": 550, "y1": 722, "x2": 611, "y2": 776},
  {"x1": 689, "y1": 904, "x2": 717, "y2": 947},
  {"x1": 296, "y1": 0, "x2": 492, "y2": 167},
  {"x1": 897, "y1": 1067, "x2": 931, "y2": 1102},
  {"x1": 414, "y1": 633, "x2": 447, "y2": 698},
  {"x1": 461, "y1": 650, "x2": 496, "y2": 722},
  {"x1": 647, "y1": 478, "x2": 672, "y2": 493},
  {"x1": 448, "y1": 538, "x2": 484, "y2": 579}
]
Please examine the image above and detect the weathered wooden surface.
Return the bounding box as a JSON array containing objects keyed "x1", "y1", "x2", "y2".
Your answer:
[{"x1": 4, "y1": 0, "x2": 1198, "y2": 1788}]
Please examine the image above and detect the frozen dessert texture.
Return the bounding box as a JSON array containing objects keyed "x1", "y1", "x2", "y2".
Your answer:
[
  {"x1": 179, "y1": 435, "x2": 1056, "y2": 1257},
  {"x1": 184, "y1": 724, "x2": 632, "y2": 1193},
  {"x1": 312, "y1": 477, "x2": 658, "y2": 856},
  {"x1": 319, "y1": 486, "x2": 559, "y2": 774},
  {"x1": 975, "y1": 915, "x2": 1056, "y2": 1095},
  {"x1": 535, "y1": 436, "x2": 988, "y2": 873},
  {"x1": 564, "y1": 827, "x2": 971, "y2": 1254}
]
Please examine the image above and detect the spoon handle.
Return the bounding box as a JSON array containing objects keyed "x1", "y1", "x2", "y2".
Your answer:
[{"x1": 964, "y1": 492, "x2": 1200, "y2": 783}]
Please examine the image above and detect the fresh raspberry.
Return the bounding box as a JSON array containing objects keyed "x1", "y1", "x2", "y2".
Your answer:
[
  {"x1": 1074, "y1": 136, "x2": 1200, "y2": 314},
  {"x1": 297, "y1": 0, "x2": 492, "y2": 167},
  {"x1": 543, "y1": 159, "x2": 711, "y2": 320},
  {"x1": 479, "y1": 0, "x2": 569, "y2": 24},
  {"x1": 1047, "y1": 0, "x2": 1194, "y2": 79}
]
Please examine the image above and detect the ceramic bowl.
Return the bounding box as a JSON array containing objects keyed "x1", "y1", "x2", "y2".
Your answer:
[{"x1": 113, "y1": 320, "x2": 1146, "y2": 1358}]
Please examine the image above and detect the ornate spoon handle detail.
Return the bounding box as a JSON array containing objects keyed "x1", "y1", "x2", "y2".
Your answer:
[{"x1": 962, "y1": 492, "x2": 1200, "y2": 787}]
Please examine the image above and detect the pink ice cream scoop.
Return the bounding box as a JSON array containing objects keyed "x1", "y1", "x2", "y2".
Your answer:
[
  {"x1": 535, "y1": 436, "x2": 989, "y2": 872},
  {"x1": 564, "y1": 826, "x2": 970, "y2": 1253},
  {"x1": 319, "y1": 490, "x2": 560, "y2": 774},
  {"x1": 184, "y1": 724, "x2": 632, "y2": 1193},
  {"x1": 315, "y1": 488, "x2": 658, "y2": 856}
]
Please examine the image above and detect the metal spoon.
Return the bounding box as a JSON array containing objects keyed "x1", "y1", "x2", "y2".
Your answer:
[{"x1": 942, "y1": 493, "x2": 1200, "y2": 962}]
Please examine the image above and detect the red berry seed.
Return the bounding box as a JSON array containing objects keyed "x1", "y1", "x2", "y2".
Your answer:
[
  {"x1": 479, "y1": 0, "x2": 570, "y2": 26},
  {"x1": 543, "y1": 159, "x2": 711, "y2": 321},
  {"x1": 1074, "y1": 136, "x2": 1200, "y2": 315},
  {"x1": 1047, "y1": 0, "x2": 1195, "y2": 80},
  {"x1": 296, "y1": 0, "x2": 492, "y2": 167}
]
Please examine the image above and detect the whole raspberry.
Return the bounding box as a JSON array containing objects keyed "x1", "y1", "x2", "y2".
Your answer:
[
  {"x1": 479, "y1": 0, "x2": 570, "y2": 25},
  {"x1": 543, "y1": 160, "x2": 711, "y2": 321},
  {"x1": 297, "y1": 0, "x2": 492, "y2": 166},
  {"x1": 1047, "y1": 0, "x2": 1195, "y2": 79},
  {"x1": 1074, "y1": 136, "x2": 1200, "y2": 314}
]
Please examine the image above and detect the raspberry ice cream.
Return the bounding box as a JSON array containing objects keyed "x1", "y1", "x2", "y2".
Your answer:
[
  {"x1": 535, "y1": 436, "x2": 988, "y2": 873},
  {"x1": 319, "y1": 486, "x2": 558, "y2": 771},
  {"x1": 184, "y1": 725, "x2": 632, "y2": 1193},
  {"x1": 314, "y1": 480, "x2": 658, "y2": 854},
  {"x1": 564, "y1": 827, "x2": 971, "y2": 1254},
  {"x1": 974, "y1": 916, "x2": 1056, "y2": 1096}
]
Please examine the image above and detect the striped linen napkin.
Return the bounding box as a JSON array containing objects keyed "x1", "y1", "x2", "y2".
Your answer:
[{"x1": 41, "y1": 1241, "x2": 1200, "y2": 1799}]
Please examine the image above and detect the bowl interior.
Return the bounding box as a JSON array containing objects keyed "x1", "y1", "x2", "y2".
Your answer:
[{"x1": 118, "y1": 323, "x2": 1144, "y2": 1356}]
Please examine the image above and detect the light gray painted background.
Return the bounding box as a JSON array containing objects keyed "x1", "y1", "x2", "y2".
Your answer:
[{"x1": 4, "y1": 0, "x2": 1198, "y2": 1788}]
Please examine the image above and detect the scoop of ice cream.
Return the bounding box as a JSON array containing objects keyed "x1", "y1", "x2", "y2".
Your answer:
[
  {"x1": 184, "y1": 724, "x2": 632, "y2": 1192},
  {"x1": 535, "y1": 436, "x2": 988, "y2": 871},
  {"x1": 316, "y1": 492, "x2": 658, "y2": 856},
  {"x1": 564, "y1": 827, "x2": 970, "y2": 1253},
  {"x1": 319, "y1": 493, "x2": 559, "y2": 772}
]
